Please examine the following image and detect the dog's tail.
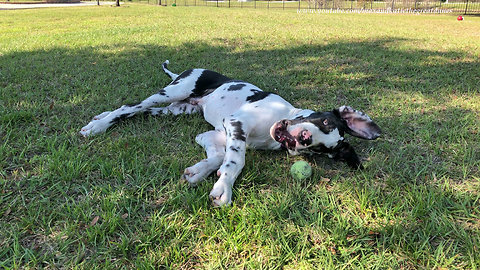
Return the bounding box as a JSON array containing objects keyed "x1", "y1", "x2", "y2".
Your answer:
[{"x1": 162, "y1": 60, "x2": 179, "y2": 81}]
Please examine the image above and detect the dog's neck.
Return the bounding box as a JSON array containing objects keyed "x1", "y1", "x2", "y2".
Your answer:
[{"x1": 289, "y1": 108, "x2": 315, "y2": 120}]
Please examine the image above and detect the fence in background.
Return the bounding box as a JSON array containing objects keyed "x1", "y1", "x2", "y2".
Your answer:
[{"x1": 128, "y1": 0, "x2": 480, "y2": 14}]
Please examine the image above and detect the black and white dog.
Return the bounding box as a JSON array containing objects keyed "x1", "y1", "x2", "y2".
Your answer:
[{"x1": 80, "y1": 61, "x2": 381, "y2": 206}]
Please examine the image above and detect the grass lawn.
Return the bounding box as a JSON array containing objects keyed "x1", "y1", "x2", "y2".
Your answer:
[
  {"x1": 1, "y1": 3, "x2": 480, "y2": 268},
  {"x1": 149, "y1": 0, "x2": 480, "y2": 12}
]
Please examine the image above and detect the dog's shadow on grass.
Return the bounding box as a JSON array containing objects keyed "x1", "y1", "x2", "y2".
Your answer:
[{"x1": 1, "y1": 37, "x2": 479, "y2": 266}]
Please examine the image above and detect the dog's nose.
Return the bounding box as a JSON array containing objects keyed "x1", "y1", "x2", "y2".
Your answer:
[{"x1": 299, "y1": 130, "x2": 313, "y2": 146}]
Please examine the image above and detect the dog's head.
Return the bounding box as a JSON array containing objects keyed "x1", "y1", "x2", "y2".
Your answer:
[{"x1": 269, "y1": 106, "x2": 381, "y2": 169}]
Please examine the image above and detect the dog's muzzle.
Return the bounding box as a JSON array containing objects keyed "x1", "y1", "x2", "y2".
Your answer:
[{"x1": 270, "y1": 120, "x2": 297, "y2": 150}]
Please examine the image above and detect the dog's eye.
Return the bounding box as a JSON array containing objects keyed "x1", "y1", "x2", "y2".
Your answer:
[{"x1": 323, "y1": 119, "x2": 328, "y2": 126}]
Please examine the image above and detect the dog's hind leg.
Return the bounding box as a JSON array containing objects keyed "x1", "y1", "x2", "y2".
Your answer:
[
  {"x1": 80, "y1": 91, "x2": 173, "y2": 136},
  {"x1": 80, "y1": 67, "x2": 228, "y2": 137},
  {"x1": 181, "y1": 130, "x2": 226, "y2": 186},
  {"x1": 145, "y1": 101, "x2": 201, "y2": 116}
]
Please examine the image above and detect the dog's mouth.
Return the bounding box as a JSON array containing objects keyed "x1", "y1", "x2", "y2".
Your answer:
[{"x1": 270, "y1": 120, "x2": 297, "y2": 150}]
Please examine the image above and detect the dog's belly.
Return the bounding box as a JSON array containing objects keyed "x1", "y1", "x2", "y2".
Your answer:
[
  {"x1": 201, "y1": 83, "x2": 260, "y2": 129},
  {"x1": 202, "y1": 99, "x2": 245, "y2": 129}
]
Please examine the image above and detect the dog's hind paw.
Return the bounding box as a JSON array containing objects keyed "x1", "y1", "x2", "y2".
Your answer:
[
  {"x1": 209, "y1": 180, "x2": 232, "y2": 207},
  {"x1": 93, "y1": 111, "x2": 111, "y2": 121},
  {"x1": 79, "y1": 120, "x2": 109, "y2": 137}
]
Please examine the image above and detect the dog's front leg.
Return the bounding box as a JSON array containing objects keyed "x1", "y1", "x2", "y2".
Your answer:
[{"x1": 209, "y1": 119, "x2": 248, "y2": 206}]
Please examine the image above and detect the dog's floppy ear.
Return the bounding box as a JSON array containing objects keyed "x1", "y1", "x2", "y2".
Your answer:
[{"x1": 335, "y1": 106, "x2": 381, "y2": 140}]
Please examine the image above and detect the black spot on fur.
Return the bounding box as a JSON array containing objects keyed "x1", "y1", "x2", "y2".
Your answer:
[
  {"x1": 170, "y1": 69, "x2": 193, "y2": 86},
  {"x1": 221, "y1": 96, "x2": 225, "y2": 99},
  {"x1": 158, "y1": 89, "x2": 167, "y2": 96},
  {"x1": 126, "y1": 102, "x2": 140, "y2": 107},
  {"x1": 136, "y1": 105, "x2": 143, "y2": 109},
  {"x1": 229, "y1": 146, "x2": 239, "y2": 152},
  {"x1": 190, "y1": 70, "x2": 231, "y2": 97},
  {"x1": 230, "y1": 121, "x2": 246, "y2": 141},
  {"x1": 227, "y1": 83, "x2": 246, "y2": 91},
  {"x1": 110, "y1": 113, "x2": 131, "y2": 124},
  {"x1": 246, "y1": 90, "x2": 272, "y2": 103},
  {"x1": 230, "y1": 161, "x2": 237, "y2": 165}
]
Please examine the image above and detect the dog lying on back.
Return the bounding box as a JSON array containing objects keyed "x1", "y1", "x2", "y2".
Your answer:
[{"x1": 81, "y1": 61, "x2": 381, "y2": 206}]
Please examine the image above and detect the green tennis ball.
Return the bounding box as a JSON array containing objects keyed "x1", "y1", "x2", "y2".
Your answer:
[{"x1": 290, "y1": 161, "x2": 312, "y2": 180}]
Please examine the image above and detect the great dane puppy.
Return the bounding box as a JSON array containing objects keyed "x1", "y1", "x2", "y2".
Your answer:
[{"x1": 80, "y1": 60, "x2": 381, "y2": 206}]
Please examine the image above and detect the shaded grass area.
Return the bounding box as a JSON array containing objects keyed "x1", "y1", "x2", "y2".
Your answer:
[{"x1": 1, "y1": 4, "x2": 480, "y2": 268}]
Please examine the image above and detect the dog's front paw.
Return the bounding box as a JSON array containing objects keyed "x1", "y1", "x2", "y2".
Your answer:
[
  {"x1": 209, "y1": 180, "x2": 232, "y2": 207},
  {"x1": 79, "y1": 120, "x2": 109, "y2": 137}
]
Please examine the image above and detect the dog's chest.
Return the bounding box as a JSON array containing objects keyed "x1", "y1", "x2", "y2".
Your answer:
[{"x1": 200, "y1": 85, "x2": 300, "y2": 150}]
